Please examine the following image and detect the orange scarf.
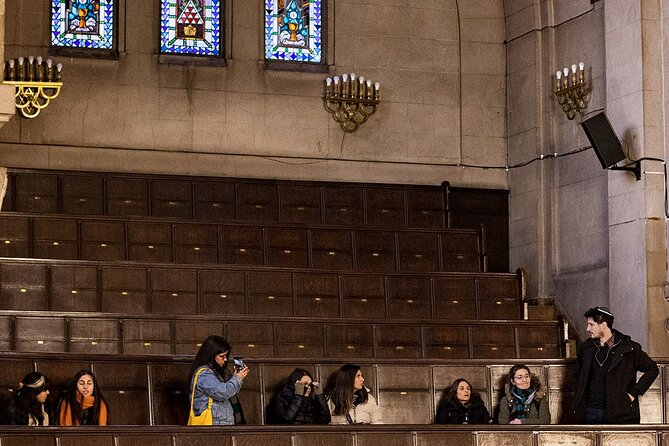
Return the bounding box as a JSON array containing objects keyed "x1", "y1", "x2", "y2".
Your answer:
[{"x1": 59, "y1": 393, "x2": 108, "y2": 426}]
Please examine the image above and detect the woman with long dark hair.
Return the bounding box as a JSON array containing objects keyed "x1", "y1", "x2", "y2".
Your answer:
[
  {"x1": 498, "y1": 364, "x2": 550, "y2": 424},
  {"x1": 435, "y1": 378, "x2": 490, "y2": 424},
  {"x1": 188, "y1": 335, "x2": 249, "y2": 425},
  {"x1": 57, "y1": 370, "x2": 108, "y2": 425},
  {"x1": 326, "y1": 364, "x2": 382, "y2": 424},
  {"x1": 0, "y1": 372, "x2": 50, "y2": 425},
  {"x1": 268, "y1": 368, "x2": 331, "y2": 424}
]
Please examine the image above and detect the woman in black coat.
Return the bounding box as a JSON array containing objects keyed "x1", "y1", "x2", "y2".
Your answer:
[
  {"x1": 435, "y1": 378, "x2": 490, "y2": 424},
  {"x1": 268, "y1": 368, "x2": 331, "y2": 424}
]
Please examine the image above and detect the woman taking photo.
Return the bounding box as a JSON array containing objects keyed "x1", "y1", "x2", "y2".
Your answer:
[
  {"x1": 269, "y1": 368, "x2": 331, "y2": 424},
  {"x1": 435, "y1": 378, "x2": 490, "y2": 424},
  {"x1": 326, "y1": 364, "x2": 382, "y2": 424},
  {"x1": 188, "y1": 335, "x2": 249, "y2": 425},
  {"x1": 0, "y1": 372, "x2": 50, "y2": 426},
  {"x1": 57, "y1": 370, "x2": 108, "y2": 425},
  {"x1": 498, "y1": 364, "x2": 550, "y2": 424}
]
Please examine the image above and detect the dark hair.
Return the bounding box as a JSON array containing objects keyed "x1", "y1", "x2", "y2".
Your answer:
[
  {"x1": 506, "y1": 364, "x2": 532, "y2": 387},
  {"x1": 57, "y1": 370, "x2": 107, "y2": 425},
  {"x1": 584, "y1": 306, "x2": 615, "y2": 328},
  {"x1": 284, "y1": 368, "x2": 314, "y2": 392},
  {"x1": 446, "y1": 378, "x2": 473, "y2": 402},
  {"x1": 7, "y1": 372, "x2": 50, "y2": 425},
  {"x1": 326, "y1": 364, "x2": 367, "y2": 416},
  {"x1": 188, "y1": 335, "x2": 232, "y2": 384}
]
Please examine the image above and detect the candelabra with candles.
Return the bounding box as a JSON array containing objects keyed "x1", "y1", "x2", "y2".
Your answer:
[
  {"x1": 3, "y1": 56, "x2": 63, "y2": 119},
  {"x1": 323, "y1": 73, "x2": 380, "y2": 133},
  {"x1": 554, "y1": 62, "x2": 588, "y2": 120}
]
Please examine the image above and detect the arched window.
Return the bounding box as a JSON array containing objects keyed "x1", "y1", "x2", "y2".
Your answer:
[
  {"x1": 160, "y1": 0, "x2": 224, "y2": 57},
  {"x1": 264, "y1": 0, "x2": 324, "y2": 64},
  {"x1": 51, "y1": 0, "x2": 116, "y2": 52}
]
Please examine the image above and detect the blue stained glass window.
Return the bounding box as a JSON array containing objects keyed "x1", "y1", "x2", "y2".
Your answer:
[
  {"x1": 51, "y1": 0, "x2": 115, "y2": 50},
  {"x1": 160, "y1": 0, "x2": 222, "y2": 57},
  {"x1": 265, "y1": 0, "x2": 323, "y2": 63}
]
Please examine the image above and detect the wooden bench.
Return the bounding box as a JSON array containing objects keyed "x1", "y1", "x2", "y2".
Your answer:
[
  {"x1": 0, "y1": 214, "x2": 483, "y2": 272},
  {"x1": 0, "y1": 259, "x2": 524, "y2": 320},
  {"x1": 0, "y1": 354, "x2": 664, "y2": 425},
  {"x1": 0, "y1": 312, "x2": 563, "y2": 360}
]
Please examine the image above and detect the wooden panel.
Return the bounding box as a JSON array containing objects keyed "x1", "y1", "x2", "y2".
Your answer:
[
  {"x1": 116, "y1": 435, "x2": 171, "y2": 446},
  {"x1": 59, "y1": 435, "x2": 115, "y2": 446},
  {"x1": 106, "y1": 178, "x2": 150, "y2": 216},
  {"x1": 0, "y1": 263, "x2": 48, "y2": 310},
  {"x1": 517, "y1": 326, "x2": 560, "y2": 359},
  {"x1": 199, "y1": 270, "x2": 246, "y2": 315},
  {"x1": 279, "y1": 186, "x2": 321, "y2": 224},
  {"x1": 479, "y1": 277, "x2": 521, "y2": 319},
  {"x1": 150, "y1": 180, "x2": 193, "y2": 218},
  {"x1": 15, "y1": 174, "x2": 58, "y2": 213},
  {"x1": 227, "y1": 321, "x2": 275, "y2": 357},
  {"x1": 174, "y1": 434, "x2": 233, "y2": 446},
  {"x1": 358, "y1": 433, "x2": 412, "y2": 446},
  {"x1": 69, "y1": 318, "x2": 119, "y2": 354},
  {"x1": 50, "y1": 265, "x2": 98, "y2": 312},
  {"x1": 248, "y1": 272, "x2": 293, "y2": 317},
  {"x1": 398, "y1": 232, "x2": 440, "y2": 272},
  {"x1": 80, "y1": 221, "x2": 126, "y2": 261},
  {"x1": 32, "y1": 218, "x2": 78, "y2": 260},
  {"x1": 0, "y1": 359, "x2": 34, "y2": 393},
  {"x1": 326, "y1": 324, "x2": 374, "y2": 358},
  {"x1": 433, "y1": 277, "x2": 477, "y2": 319},
  {"x1": 220, "y1": 226, "x2": 264, "y2": 266},
  {"x1": 416, "y1": 433, "x2": 473, "y2": 446},
  {"x1": 94, "y1": 362, "x2": 149, "y2": 425},
  {"x1": 377, "y1": 365, "x2": 432, "y2": 423},
  {"x1": 174, "y1": 224, "x2": 218, "y2": 264},
  {"x1": 376, "y1": 325, "x2": 422, "y2": 359},
  {"x1": 276, "y1": 323, "x2": 325, "y2": 358},
  {"x1": 366, "y1": 188, "x2": 405, "y2": 227},
  {"x1": 355, "y1": 231, "x2": 397, "y2": 271},
  {"x1": 61, "y1": 175, "x2": 104, "y2": 215},
  {"x1": 423, "y1": 326, "x2": 470, "y2": 359},
  {"x1": 150, "y1": 269, "x2": 198, "y2": 314},
  {"x1": 234, "y1": 434, "x2": 291, "y2": 446},
  {"x1": 442, "y1": 254, "x2": 481, "y2": 273},
  {"x1": 265, "y1": 228, "x2": 308, "y2": 268},
  {"x1": 151, "y1": 362, "x2": 191, "y2": 425},
  {"x1": 122, "y1": 319, "x2": 172, "y2": 355},
  {"x1": 294, "y1": 433, "x2": 353, "y2": 446},
  {"x1": 0, "y1": 217, "x2": 31, "y2": 257},
  {"x1": 323, "y1": 187, "x2": 363, "y2": 226},
  {"x1": 174, "y1": 321, "x2": 224, "y2": 355},
  {"x1": 101, "y1": 268, "x2": 149, "y2": 313},
  {"x1": 294, "y1": 273, "x2": 340, "y2": 318},
  {"x1": 406, "y1": 189, "x2": 445, "y2": 229},
  {"x1": 341, "y1": 275, "x2": 386, "y2": 318},
  {"x1": 237, "y1": 184, "x2": 278, "y2": 222},
  {"x1": 387, "y1": 276, "x2": 431, "y2": 319},
  {"x1": 15, "y1": 316, "x2": 65, "y2": 352},
  {"x1": 311, "y1": 229, "x2": 353, "y2": 270},
  {"x1": 194, "y1": 181, "x2": 236, "y2": 221},
  {"x1": 127, "y1": 222, "x2": 173, "y2": 263},
  {"x1": 472, "y1": 326, "x2": 515, "y2": 359},
  {"x1": 0, "y1": 317, "x2": 10, "y2": 351}
]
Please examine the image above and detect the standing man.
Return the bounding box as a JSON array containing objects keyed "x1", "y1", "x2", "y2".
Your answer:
[{"x1": 573, "y1": 306, "x2": 659, "y2": 424}]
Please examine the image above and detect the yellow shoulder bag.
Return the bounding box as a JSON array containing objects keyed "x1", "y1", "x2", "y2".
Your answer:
[{"x1": 187, "y1": 367, "x2": 214, "y2": 426}]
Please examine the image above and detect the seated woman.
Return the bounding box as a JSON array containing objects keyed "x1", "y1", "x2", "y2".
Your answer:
[
  {"x1": 57, "y1": 370, "x2": 108, "y2": 425},
  {"x1": 435, "y1": 378, "x2": 490, "y2": 424},
  {"x1": 188, "y1": 335, "x2": 249, "y2": 426},
  {"x1": 498, "y1": 364, "x2": 550, "y2": 424},
  {"x1": 326, "y1": 364, "x2": 382, "y2": 424},
  {"x1": 0, "y1": 372, "x2": 50, "y2": 425},
  {"x1": 268, "y1": 368, "x2": 331, "y2": 424}
]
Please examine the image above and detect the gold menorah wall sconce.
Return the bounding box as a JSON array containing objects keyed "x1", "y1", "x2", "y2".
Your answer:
[
  {"x1": 554, "y1": 62, "x2": 589, "y2": 120},
  {"x1": 323, "y1": 73, "x2": 380, "y2": 133},
  {"x1": 3, "y1": 56, "x2": 63, "y2": 119}
]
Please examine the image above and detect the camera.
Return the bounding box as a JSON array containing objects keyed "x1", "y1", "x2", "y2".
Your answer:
[{"x1": 232, "y1": 357, "x2": 245, "y2": 371}]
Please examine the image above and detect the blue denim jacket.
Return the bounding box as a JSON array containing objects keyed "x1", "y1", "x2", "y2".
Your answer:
[{"x1": 191, "y1": 367, "x2": 243, "y2": 425}]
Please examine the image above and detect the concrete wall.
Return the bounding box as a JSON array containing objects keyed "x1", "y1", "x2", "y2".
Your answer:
[{"x1": 0, "y1": 0, "x2": 507, "y2": 189}]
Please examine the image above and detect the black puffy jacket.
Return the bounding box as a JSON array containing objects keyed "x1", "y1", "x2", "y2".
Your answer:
[{"x1": 435, "y1": 393, "x2": 490, "y2": 424}]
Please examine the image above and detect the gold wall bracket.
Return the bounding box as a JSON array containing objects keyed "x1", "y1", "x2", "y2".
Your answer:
[
  {"x1": 3, "y1": 57, "x2": 63, "y2": 119},
  {"x1": 323, "y1": 73, "x2": 380, "y2": 133},
  {"x1": 554, "y1": 62, "x2": 589, "y2": 120}
]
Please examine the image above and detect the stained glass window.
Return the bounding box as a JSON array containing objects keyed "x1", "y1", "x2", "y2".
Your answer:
[
  {"x1": 51, "y1": 0, "x2": 115, "y2": 50},
  {"x1": 160, "y1": 0, "x2": 223, "y2": 56},
  {"x1": 264, "y1": 0, "x2": 323, "y2": 63}
]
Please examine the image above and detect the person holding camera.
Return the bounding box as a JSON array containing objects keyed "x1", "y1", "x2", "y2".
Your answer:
[
  {"x1": 268, "y1": 368, "x2": 331, "y2": 424},
  {"x1": 188, "y1": 335, "x2": 249, "y2": 425},
  {"x1": 326, "y1": 364, "x2": 382, "y2": 424}
]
